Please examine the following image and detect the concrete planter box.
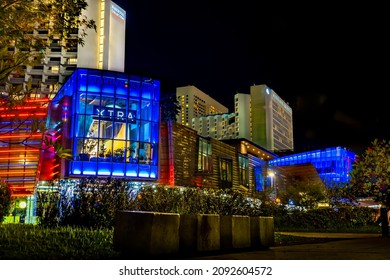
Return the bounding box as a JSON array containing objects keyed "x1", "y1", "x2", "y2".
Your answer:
[
  {"x1": 113, "y1": 210, "x2": 180, "y2": 256},
  {"x1": 250, "y1": 216, "x2": 275, "y2": 248},
  {"x1": 180, "y1": 214, "x2": 220, "y2": 252},
  {"x1": 220, "y1": 215, "x2": 251, "y2": 250}
]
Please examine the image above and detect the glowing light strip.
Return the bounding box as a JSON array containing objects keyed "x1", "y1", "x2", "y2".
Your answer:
[
  {"x1": 0, "y1": 171, "x2": 36, "y2": 175},
  {"x1": 0, "y1": 98, "x2": 49, "y2": 105},
  {"x1": 0, "y1": 157, "x2": 39, "y2": 160},
  {"x1": 0, "y1": 133, "x2": 43, "y2": 139},
  {"x1": 0, "y1": 113, "x2": 47, "y2": 117},
  {"x1": 0, "y1": 149, "x2": 39, "y2": 153},
  {"x1": 0, "y1": 106, "x2": 41, "y2": 111}
]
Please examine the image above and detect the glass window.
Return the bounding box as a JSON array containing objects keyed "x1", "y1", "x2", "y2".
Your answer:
[
  {"x1": 219, "y1": 158, "x2": 232, "y2": 189},
  {"x1": 238, "y1": 155, "x2": 249, "y2": 187},
  {"x1": 126, "y1": 141, "x2": 139, "y2": 163},
  {"x1": 198, "y1": 138, "x2": 212, "y2": 173},
  {"x1": 140, "y1": 121, "x2": 150, "y2": 142}
]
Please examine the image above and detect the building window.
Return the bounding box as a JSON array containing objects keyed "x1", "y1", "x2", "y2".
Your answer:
[
  {"x1": 238, "y1": 154, "x2": 249, "y2": 187},
  {"x1": 198, "y1": 138, "x2": 212, "y2": 173},
  {"x1": 219, "y1": 158, "x2": 232, "y2": 189}
]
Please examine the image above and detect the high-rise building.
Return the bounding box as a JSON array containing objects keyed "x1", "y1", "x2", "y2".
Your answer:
[
  {"x1": 250, "y1": 85, "x2": 293, "y2": 152},
  {"x1": 5, "y1": 0, "x2": 126, "y2": 99},
  {"x1": 192, "y1": 85, "x2": 294, "y2": 152},
  {"x1": 176, "y1": 85, "x2": 228, "y2": 127}
]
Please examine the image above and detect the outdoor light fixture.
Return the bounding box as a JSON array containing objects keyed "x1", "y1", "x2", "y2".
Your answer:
[{"x1": 19, "y1": 201, "x2": 27, "y2": 209}]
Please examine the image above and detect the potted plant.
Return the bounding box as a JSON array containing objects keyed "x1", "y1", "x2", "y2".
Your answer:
[
  {"x1": 79, "y1": 138, "x2": 98, "y2": 161},
  {"x1": 114, "y1": 147, "x2": 124, "y2": 162}
]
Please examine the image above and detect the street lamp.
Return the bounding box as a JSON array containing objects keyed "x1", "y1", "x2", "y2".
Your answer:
[{"x1": 268, "y1": 171, "x2": 277, "y2": 199}]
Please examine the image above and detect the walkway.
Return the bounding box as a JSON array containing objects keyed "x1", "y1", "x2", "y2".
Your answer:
[{"x1": 192, "y1": 232, "x2": 390, "y2": 260}]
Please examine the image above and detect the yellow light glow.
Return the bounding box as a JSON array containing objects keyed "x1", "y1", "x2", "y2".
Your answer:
[{"x1": 19, "y1": 201, "x2": 27, "y2": 209}]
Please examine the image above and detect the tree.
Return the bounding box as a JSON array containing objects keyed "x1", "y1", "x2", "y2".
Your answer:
[
  {"x1": 0, "y1": 0, "x2": 96, "y2": 158},
  {"x1": 324, "y1": 182, "x2": 358, "y2": 207},
  {"x1": 0, "y1": 180, "x2": 12, "y2": 222},
  {"x1": 350, "y1": 139, "x2": 390, "y2": 237},
  {"x1": 1, "y1": 0, "x2": 96, "y2": 82},
  {"x1": 280, "y1": 178, "x2": 327, "y2": 209},
  {"x1": 160, "y1": 92, "x2": 180, "y2": 122}
]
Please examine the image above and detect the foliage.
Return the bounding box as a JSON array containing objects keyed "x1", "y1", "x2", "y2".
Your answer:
[
  {"x1": 324, "y1": 182, "x2": 358, "y2": 207},
  {"x1": 350, "y1": 139, "x2": 390, "y2": 208},
  {"x1": 43, "y1": 137, "x2": 73, "y2": 160},
  {"x1": 0, "y1": 180, "x2": 12, "y2": 223},
  {"x1": 273, "y1": 205, "x2": 379, "y2": 232},
  {"x1": 0, "y1": 0, "x2": 96, "y2": 82},
  {"x1": 0, "y1": 0, "x2": 95, "y2": 159},
  {"x1": 280, "y1": 178, "x2": 327, "y2": 209},
  {"x1": 35, "y1": 183, "x2": 61, "y2": 227},
  {"x1": 37, "y1": 177, "x2": 137, "y2": 228},
  {"x1": 37, "y1": 181, "x2": 269, "y2": 228},
  {"x1": 160, "y1": 92, "x2": 180, "y2": 122}
]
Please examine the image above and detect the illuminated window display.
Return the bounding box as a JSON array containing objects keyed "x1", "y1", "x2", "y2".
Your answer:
[{"x1": 49, "y1": 69, "x2": 160, "y2": 179}]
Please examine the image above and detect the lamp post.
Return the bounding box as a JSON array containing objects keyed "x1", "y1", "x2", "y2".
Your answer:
[
  {"x1": 19, "y1": 200, "x2": 27, "y2": 224},
  {"x1": 268, "y1": 171, "x2": 276, "y2": 200}
]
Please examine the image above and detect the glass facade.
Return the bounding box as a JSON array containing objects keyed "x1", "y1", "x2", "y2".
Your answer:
[
  {"x1": 49, "y1": 69, "x2": 160, "y2": 179},
  {"x1": 268, "y1": 147, "x2": 355, "y2": 183}
]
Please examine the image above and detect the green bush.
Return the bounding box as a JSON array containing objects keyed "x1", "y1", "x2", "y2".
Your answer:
[
  {"x1": 0, "y1": 181, "x2": 12, "y2": 223},
  {"x1": 35, "y1": 178, "x2": 379, "y2": 232},
  {"x1": 273, "y1": 206, "x2": 379, "y2": 232},
  {"x1": 37, "y1": 178, "x2": 138, "y2": 228}
]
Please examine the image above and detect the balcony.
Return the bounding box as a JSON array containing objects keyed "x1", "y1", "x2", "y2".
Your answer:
[
  {"x1": 61, "y1": 48, "x2": 77, "y2": 58},
  {"x1": 42, "y1": 76, "x2": 59, "y2": 85},
  {"x1": 26, "y1": 66, "x2": 44, "y2": 75},
  {"x1": 8, "y1": 76, "x2": 25, "y2": 84}
]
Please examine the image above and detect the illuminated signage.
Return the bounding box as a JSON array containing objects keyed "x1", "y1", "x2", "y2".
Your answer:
[
  {"x1": 111, "y1": 3, "x2": 126, "y2": 21},
  {"x1": 93, "y1": 106, "x2": 136, "y2": 123}
]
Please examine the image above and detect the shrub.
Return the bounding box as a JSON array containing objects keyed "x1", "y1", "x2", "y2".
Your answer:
[
  {"x1": 37, "y1": 177, "x2": 138, "y2": 228},
  {"x1": 0, "y1": 180, "x2": 12, "y2": 223},
  {"x1": 274, "y1": 205, "x2": 379, "y2": 231}
]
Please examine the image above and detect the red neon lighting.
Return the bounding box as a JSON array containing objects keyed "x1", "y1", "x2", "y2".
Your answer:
[
  {"x1": 0, "y1": 133, "x2": 43, "y2": 139},
  {"x1": 0, "y1": 112, "x2": 47, "y2": 117},
  {"x1": 0, "y1": 98, "x2": 49, "y2": 105}
]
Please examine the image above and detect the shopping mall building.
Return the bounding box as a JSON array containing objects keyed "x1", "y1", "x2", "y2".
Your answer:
[{"x1": 1, "y1": 68, "x2": 356, "y2": 223}]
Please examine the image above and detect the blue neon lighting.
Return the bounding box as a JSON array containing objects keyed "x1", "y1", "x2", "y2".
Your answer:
[
  {"x1": 52, "y1": 69, "x2": 160, "y2": 180},
  {"x1": 269, "y1": 146, "x2": 355, "y2": 183}
]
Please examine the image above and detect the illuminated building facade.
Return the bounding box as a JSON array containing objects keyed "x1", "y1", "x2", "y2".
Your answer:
[
  {"x1": 44, "y1": 68, "x2": 160, "y2": 180},
  {"x1": 191, "y1": 112, "x2": 236, "y2": 140},
  {"x1": 159, "y1": 122, "x2": 278, "y2": 192},
  {"x1": 3, "y1": 0, "x2": 125, "y2": 100},
  {"x1": 268, "y1": 146, "x2": 355, "y2": 184},
  {"x1": 250, "y1": 85, "x2": 293, "y2": 152},
  {"x1": 0, "y1": 1, "x2": 126, "y2": 222},
  {"x1": 176, "y1": 85, "x2": 228, "y2": 127},
  {"x1": 192, "y1": 85, "x2": 293, "y2": 153}
]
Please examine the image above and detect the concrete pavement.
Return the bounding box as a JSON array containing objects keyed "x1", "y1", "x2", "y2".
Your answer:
[{"x1": 192, "y1": 232, "x2": 390, "y2": 260}]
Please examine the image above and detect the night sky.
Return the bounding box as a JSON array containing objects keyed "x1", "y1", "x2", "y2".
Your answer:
[{"x1": 113, "y1": 1, "x2": 388, "y2": 155}]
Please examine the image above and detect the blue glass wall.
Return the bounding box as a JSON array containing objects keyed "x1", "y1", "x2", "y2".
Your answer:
[
  {"x1": 52, "y1": 69, "x2": 160, "y2": 179},
  {"x1": 269, "y1": 147, "x2": 355, "y2": 183}
]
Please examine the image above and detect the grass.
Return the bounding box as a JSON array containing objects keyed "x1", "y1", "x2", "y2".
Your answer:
[
  {"x1": 0, "y1": 224, "x2": 122, "y2": 260},
  {"x1": 0, "y1": 224, "x2": 381, "y2": 259}
]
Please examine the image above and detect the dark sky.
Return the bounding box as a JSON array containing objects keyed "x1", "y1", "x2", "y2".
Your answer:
[{"x1": 114, "y1": 1, "x2": 388, "y2": 155}]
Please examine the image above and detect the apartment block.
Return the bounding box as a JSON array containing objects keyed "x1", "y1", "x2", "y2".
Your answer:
[{"x1": 176, "y1": 85, "x2": 228, "y2": 127}]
